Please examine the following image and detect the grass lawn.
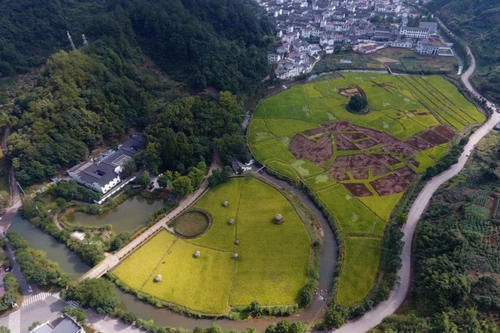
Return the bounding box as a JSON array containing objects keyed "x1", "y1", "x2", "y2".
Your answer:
[
  {"x1": 113, "y1": 177, "x2": 311, "y2": 314},
  {"x1": 248, "y1": 73, "x2": 484, "y2": 306}
]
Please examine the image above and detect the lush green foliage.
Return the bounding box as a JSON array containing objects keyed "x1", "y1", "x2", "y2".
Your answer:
[
  {"x1": 7, "y1": 232, "x2": 71, "y2": 288},
  {"x1": 63, "y1": 306, "x2": 86, "y2": 324},
  {"x1": 375, "y1": 132, "x2": 500, "y2": 332},
  {"x1": 141, "y1": 92, "x2": 247, "y2": 174},
  {"x1": 49, "y1": 180, "x2": 99, "y2": 203},
  {"x1": 427, "y1": 0, "x2": 500, "y2": 103},
  {"x1": 0, "y1": 0, "x2": 272, "y2": 93},
  {"x1": 7, "y1": 49, "x2": 151, "y2": 186},
  {"x1": 0, "y1": 274, "x2": 20, "y2": 311},
  {"x1": 208, "y1": 166, "x2": 232, "y2": 188},
  {"x1": 265, "y1": 321, "x2": 306, "y2": 333},
  {"x1": 21, "y1": 195, "x2": 106, "y2": 265},
  {"x1": 65, "y1": 278, "x2": 119, "y2": 314},
  {"x1": 346, "y1": 95, "x2": 368, "y2": 113},
  {"x1": 3, "y1": 0, "x2": 268, "y2": 187}
]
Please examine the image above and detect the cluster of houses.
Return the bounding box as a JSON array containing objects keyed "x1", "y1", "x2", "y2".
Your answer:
[{"x1": 258, "y1": 0, "x2": 454, "y2": 80}]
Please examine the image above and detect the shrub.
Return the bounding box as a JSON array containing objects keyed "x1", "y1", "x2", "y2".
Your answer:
[
  {"x1": 346, "y1": 95, "x2": 368, "y2": 113},
  {"x1": 65, "y1": 279, "x2": 119, "y2": 314}
]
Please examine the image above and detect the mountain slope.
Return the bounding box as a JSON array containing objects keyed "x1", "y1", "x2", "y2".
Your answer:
[{"x1": 426, "y1": 0, "x2": 500, "y2": 102}]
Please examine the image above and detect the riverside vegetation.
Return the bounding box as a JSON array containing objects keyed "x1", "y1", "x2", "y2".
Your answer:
[{"x1": 372, "y1": 132, "x2": 499, "y2": 332}]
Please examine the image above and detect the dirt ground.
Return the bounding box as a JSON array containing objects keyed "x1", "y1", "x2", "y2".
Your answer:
[{"x1": 290, "y1": 121, "x2": 456, "y2": 197}]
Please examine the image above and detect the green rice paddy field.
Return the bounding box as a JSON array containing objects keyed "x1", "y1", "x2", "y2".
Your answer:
[
  {"x1": 248, "y1": 72, "x2": 485, "y2": 306},
  {"x1": 113, "y1": 177, "x2": 311, "y2": 314}
]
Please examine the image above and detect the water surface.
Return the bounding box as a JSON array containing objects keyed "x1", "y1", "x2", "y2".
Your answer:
[{"x1": 69, "y1": 196, "x2": 167, "y2": 233}]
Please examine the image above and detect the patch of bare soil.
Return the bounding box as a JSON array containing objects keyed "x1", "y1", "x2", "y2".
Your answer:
[
  {"x1": 344, "y1": 183, "x2": 372, "y2": 197},
  {"x1": 289, "y1": 133, "x2": 333, "y2": 165},
  {"x1": 338, "y1": 85, "x2": 366, "y2": 98},
  {"x1": 290, "y1": 121, "x2": 455, "y2": 198}
]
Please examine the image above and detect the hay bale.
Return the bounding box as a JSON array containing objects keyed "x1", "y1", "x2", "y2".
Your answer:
[
  {"x1": 228, "y1": 218, "x2": 235, "y2": 225},
  {"x1": 154, "y1": 274, "x2": 162, "y2": 282},
  {"x1": 232, "y1": 252, "x2": 239, "y2": 260},
  {"x1": 222, "y1": 201, "x2": 229, "y2": 207},
  {"x1": 193, "y1": 250, "x2": 201, "y2": 258},
  {"x1": 273, "y1": 213, "x2": 284, "y2": 224},
  {"x1": 234, "y1": 239, "x2": 240, "y2": 245}
]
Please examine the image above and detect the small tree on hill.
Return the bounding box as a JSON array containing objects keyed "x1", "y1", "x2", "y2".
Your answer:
[{"x1": 347, "y1": 95, "x2": 368, "y2": 113}]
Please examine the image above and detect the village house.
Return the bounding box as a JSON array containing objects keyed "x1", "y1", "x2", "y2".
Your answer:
[
  {"x1": 30, "y1": 315, "x2": 85, "y2": 333},
  {"x1": 68, "y1": 135, "x2": 145, "y2": 194}
]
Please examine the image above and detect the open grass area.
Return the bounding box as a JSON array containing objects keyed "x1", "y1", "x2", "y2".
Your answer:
[
  {"x1": 248, "y1": 72, "x2": 484, "y2": 306},
  {"x1": 113, "y1": 177, "x2": 311, "y2": 314},
  {"x1": 314, "y1": 48, "x2": 458, "y2": 74},
  {"x1": 335, "y1": 237, "x2": 382, "y2": 306}
]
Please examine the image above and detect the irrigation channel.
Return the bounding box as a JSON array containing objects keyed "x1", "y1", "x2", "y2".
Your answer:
[{"x1": 8, "y1": 174, "x2": 337, "y2": 331}]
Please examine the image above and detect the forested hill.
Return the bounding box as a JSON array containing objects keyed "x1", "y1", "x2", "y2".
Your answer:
[
  {"x1": 426, "y1": 0, "x2": 500, "y2": 103},
  {"x1": 0, "y1": 0, "x2": 272, "y2": 186},
  {"x1": 0, "y1": 0, "x2": 273, "y2": 92}
]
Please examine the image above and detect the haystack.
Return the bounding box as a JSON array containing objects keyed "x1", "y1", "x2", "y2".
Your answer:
[
  {"x1": 228, "y1": 218, "x2": 235, "y2": 225},
  {"x1": 222, "y1": 201, "x2": 229, "y2": 207},
  {"x1": 193, "y1": 250, "x2": 201, "y2": 258},
  {"x1": 273, "y1": 213, "x2": 284, "y2": 224},
  {"x1": 154, "y1": 274, "x2": 162, "y2": 282}
]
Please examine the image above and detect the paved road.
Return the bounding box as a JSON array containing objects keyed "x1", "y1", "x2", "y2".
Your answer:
[
  {"x1": 0, "y1": 292, "x2": 67, "y2": 333},
  {"x1": 332, "y1": 34, "x2": 500, "y2": 333}
]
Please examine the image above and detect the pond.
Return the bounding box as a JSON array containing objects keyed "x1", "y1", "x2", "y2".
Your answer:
[
  {"x1": 9, "y1": 214, "x2": 90, "y2": 278},
  {"x1": 68, "y1": 196, "x2": 168, "y2": 233}
]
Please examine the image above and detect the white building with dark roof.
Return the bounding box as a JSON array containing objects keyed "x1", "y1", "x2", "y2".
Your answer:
[
  {"x1": 29, "y1": 315, "x2": 85, "y2": 333},
  {"x1": 68, "y1": 135, "x2": 145, "y2": 194}
]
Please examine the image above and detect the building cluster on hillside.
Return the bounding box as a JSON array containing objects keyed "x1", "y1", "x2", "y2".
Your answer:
[{"x1": 257, "y1": 0, "x2": 455, "y2": 80}]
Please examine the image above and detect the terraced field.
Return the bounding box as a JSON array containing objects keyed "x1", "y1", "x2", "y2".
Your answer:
[
  {"x1": 248, "y1": 72, "x2": 485, "y2": 306},
  {"x1": 112, "y1": 177, "x2": 311, "y2": 315}
]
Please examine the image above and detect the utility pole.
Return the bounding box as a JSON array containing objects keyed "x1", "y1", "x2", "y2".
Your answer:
[
  {"x1": 66, "y1": 31, "x2": 76, "y2": 51},
  {"x1": 82, "y1": 33, "x2": 89, "y2": 46}
]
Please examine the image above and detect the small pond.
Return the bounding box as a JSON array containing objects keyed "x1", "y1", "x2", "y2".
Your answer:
[
  {"x1": 9, "y1": 214, "x2": 90, "y2": 278},
  {"x1": 68, "y1": 196, "x2": 168, "y2": 233}
]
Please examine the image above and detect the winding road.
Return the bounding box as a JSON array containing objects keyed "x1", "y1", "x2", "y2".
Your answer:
[{"x1": 332, "y1": 35, "x2": 500, "y2": 333}]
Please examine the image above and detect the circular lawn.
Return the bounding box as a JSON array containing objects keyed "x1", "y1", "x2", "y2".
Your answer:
[{"x1": 173, "y1": 210, "x2": 211, "y2": 238}]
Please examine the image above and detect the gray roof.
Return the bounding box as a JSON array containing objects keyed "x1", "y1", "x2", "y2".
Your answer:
[
  {"x1": 71, "y1": 135, "x2": 145, "y2": 188},
  {"x1": 419, "y1": 21, "x2": 438, "y2": 33},
  {"x1": 31, "y1": 316, "x2": 82, "y2": 333}
]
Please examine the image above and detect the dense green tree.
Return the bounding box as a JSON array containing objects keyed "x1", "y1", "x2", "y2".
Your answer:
[
  {"x1": 171, "y1": 175, "x2": 193, "y2": 197},
  {"x1": 63, "y1": 306, "x2": 86, "y2": 324},
  {"x1": 65, "y1": 278, "x2": 119, "y2": 314},
  {"x1": 346, "y1": 95, "x2": 368, "y2": 113},
  {"x1": 7, "y1": 232, "x2": 71, "y2": 288}
]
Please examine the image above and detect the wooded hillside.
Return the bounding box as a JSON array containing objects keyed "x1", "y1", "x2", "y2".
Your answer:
[{"x1": 427, "y1": 0, "x2": 500, "y2": 103}]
